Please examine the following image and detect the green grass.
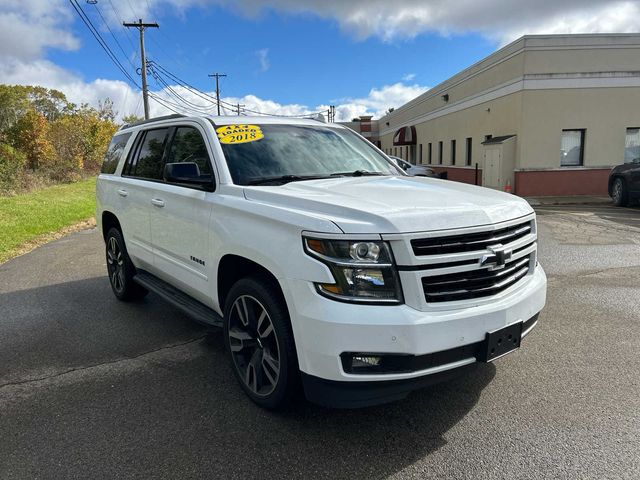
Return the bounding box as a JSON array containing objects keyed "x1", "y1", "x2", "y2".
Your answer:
[{"x1": 0, "y1": 178, "x2": 97, "y2": 263}]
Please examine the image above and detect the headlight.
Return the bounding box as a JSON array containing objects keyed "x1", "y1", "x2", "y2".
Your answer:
[{"x1": 303, "y1": 236, "x2": 403, "y2": 304}]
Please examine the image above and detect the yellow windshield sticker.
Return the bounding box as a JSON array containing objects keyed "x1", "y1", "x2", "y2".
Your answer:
[{"x1": 216, "y1": 124, "x2": 264, "y2": 145}]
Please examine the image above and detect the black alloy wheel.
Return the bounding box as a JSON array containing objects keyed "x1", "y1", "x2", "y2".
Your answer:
[
  {"x1": 228, "y1": 295, "x2": 281, "y2": 397},
  {"x1": 105, "y1": 227, "x2": 147, "y2": 301},
  {"x1": 223, "y1": 276, "x2": 299, "y2": 409},
  {"x1": 611, "y1": 177, "x2": 628, "y2": 207}
]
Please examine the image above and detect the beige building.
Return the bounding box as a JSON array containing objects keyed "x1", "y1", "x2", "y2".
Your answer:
[
  {"x1": 340, "y1": 115, "x2": 380, "y2": 147},
  {"x1": 373, "y1": 34, "x2": 640, "y2": 196}
]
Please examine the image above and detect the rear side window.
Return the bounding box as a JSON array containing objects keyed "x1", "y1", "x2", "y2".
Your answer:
[
  {"x1": 101, "y1": 132, "x2": 132, "y2": 174},
  {"x1": 127, "y1": 128, "x2": 170, "y2": 180},
  {"x1": 167, "y1": 127, "x2": 212, "y2": 175}
]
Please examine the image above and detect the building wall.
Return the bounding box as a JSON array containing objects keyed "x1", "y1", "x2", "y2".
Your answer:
[
  {"x1": 515, "y1": 86, "x2": 639, "y2": 195},
  {"x1": 376, "y1": 34, "x2": 640, "y2": 196},
  {"x1": 380, "y1": 91, "x2": 524, "y2": 176},
  {"x1": 519, "y1": 87, "x2": 638, "y2": 169}
]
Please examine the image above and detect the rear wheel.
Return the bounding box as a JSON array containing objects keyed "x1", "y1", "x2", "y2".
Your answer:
[
  {"x1": 105, "y1": 227, "x2": 147, "y2": 301},
  {"x1": 611, "y1": 177, "x2": 628, "y2": 207},
  {"x1": 223, "y1": 276, "x2": 299, "y2": 409}
]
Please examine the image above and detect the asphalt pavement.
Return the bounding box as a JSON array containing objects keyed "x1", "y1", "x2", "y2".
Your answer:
[{"x1": 1, "y1": 204, "x2": 639, "y2": 479}]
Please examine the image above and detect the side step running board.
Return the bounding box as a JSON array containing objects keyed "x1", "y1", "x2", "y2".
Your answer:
[{"x1": 134, "y1": 270, "x2": 223, "y2": 328}]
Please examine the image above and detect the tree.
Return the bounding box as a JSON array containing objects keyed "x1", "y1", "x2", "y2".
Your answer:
[
  {"x1": 122, "y1": 114, "x2": 143, "y2": 125},
  {"x1": 9, "y1": 109, "x2": 55, "y2": 171},
  {"x1": 0, "y1": 143, "x2": 26, "y2": 194},
  {"x1": 0, "y1": 85, "x2": 30, "y2": 136},
  {"x1": 0, "y1": 85, "x2": 119, "y2": 191},
  {"x1": 26, "y1": 86, "x2": 69, "y2": 121},
  {"x1": 49, "y1": 104, "x2": 118, "y2": 178},
  {"x1": 97, "y1": 98, "x2": 117, "y2": 122}
]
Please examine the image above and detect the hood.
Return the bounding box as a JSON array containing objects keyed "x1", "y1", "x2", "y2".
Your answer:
[{"x1": 243, "y1": 176, "x2": 533, "y2": 234}]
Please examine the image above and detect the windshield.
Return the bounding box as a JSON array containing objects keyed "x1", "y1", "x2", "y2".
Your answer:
[{"x1": 214, "y1": 123, "x2": 399, "y2": 185}]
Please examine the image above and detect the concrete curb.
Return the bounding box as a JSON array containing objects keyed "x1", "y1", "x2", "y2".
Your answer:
[{"x1": 524, "y1": 195, "x2": 612, "y2": 206}]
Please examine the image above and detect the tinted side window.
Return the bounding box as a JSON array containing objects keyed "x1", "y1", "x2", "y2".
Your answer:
[
  {"x1": 101, "y1": 132, "x2": 132, "y2": 174},
  {"x1": 167, "y1": 127, "x2": 212, "y2": 175},
  {"x1": 132, "y1": 128, "x2": 170, "y2": 180}
]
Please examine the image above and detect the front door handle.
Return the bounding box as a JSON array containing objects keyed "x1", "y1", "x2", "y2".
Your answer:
[
  {"x1": 117, "y1": 189, "x2": 128, "y2": 197},
  {"x1": 151, "y1": 198, "x2": 165, "y2": 207}
]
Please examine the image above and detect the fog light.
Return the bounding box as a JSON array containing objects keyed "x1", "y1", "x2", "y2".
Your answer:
[{"x1": 352, "y1": 355, "x2": 382, "y2": 368}]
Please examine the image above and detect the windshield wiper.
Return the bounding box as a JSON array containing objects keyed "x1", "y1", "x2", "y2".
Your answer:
[
  {"x1": 330, "y1": 170, "x2": 385, "y2": 177},
  {"x1": 247, "y1": 174, "x2": 332, "y2": 186}
]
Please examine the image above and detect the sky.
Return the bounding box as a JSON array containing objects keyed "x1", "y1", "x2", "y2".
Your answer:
[{"x1": 0, "y1": 0, "x2": 639, "y2": 121}]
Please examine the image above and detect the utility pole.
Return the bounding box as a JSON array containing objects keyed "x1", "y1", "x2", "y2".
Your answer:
[
  {"x1": 208, "y1": 73, "x2": 227, "y2": 116},
  {"x1": 236, "y1": 103, "x2": 245, "y2": 116},
  {"x1": 328, "y1": 105, "x2": 336, "y2": 123},
  {"x1": 123, "y1": 19, "x2": 159, "y2": 120}
]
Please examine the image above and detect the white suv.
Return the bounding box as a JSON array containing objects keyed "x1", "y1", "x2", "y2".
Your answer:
[{"x1": 96, "y1": 114, "x2": 546, "y2": 409}]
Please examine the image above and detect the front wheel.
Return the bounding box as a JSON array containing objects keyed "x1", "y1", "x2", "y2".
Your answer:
[
  {"x1": 611, "y1": 177, "x2": 628, "y2": 207},
  {"x1": 223, "y1": 276, "x2": 299, "y2": 409}
]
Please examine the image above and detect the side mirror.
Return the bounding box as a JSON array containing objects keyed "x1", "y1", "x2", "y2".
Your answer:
[{"x1": 164, "y1": 162, "x2": 213, "y2": 189}]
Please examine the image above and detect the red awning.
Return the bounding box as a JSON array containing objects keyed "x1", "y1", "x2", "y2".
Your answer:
[{"x1": 393, "y1": 126, "x2": 417, "y2": 146}]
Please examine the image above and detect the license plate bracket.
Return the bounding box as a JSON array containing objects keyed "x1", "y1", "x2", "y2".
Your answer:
[{"x1": 479, "y1": 321, "x2": 523, "y2": 362}]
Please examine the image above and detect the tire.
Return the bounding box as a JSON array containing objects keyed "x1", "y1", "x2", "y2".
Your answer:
[
  {"x1": 223, "y1": 276, "x2": 300, "y2": 410},
  {"x1": 611, "y1": 177, "x2": 628, "y2": 207},
  {"x1": 105, "y1": 227, "x2": 148, "y2": 301}
]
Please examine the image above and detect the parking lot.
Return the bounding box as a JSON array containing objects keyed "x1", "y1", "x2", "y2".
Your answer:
[{"x1": 1, "y1": 203, "x2": 639, "y2": 479}]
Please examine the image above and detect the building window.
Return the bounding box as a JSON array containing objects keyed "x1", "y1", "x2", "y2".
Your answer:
[
  {"x1": 394, "y1": 147, "x2": 397, "y2": 156},
  {"x1": 428, "y1": 143, "x2": 432, "y2": 164},
  {"x1": 450, "y1": 139, "x2": 456, "y2": 165},
  {"x1": 560, "y1": 129, "x2": 585, "y2": 166},
  {"x1": 465, "y1": 137, "x2": 472, "y2": 166},
  {"x1": 625, "y1": 128, "x2": 640, "y2": 163},
  {"x1": 419, "y1": 144, "x2": 423, "y2": 164},
  {"x1": 438, "y1": 141, "x2": 443, "y2": 164}
]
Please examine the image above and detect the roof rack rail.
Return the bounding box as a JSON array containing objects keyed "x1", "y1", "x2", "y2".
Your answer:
[{"x1": 120, "y1": 113, "x2": 186, "y2": 130}]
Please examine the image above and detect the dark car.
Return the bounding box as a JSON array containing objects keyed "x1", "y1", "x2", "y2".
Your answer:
[
  {"x1": 609, "y1": 146, "x2": 640, "y2": 206},
  {"x1": 390, "y1": 156, "x2": 439, "y2": 178}
]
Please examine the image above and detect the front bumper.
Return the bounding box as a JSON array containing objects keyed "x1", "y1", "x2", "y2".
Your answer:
[
  {"x1": 281, "y1": 264, "x2": 546, "y2": 403},
  {"x1": 301, "y1": 313, "x2": 538, "y2": 408}
]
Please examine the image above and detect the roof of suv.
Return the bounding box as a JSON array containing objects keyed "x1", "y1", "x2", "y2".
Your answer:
[{"x1": 120, "y1": 114, "x2": 332, "y2": 131}]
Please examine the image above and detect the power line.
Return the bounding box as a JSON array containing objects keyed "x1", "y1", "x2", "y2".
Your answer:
[
  {"x1": 148, "y1": 59, "x2": 331, "y2": 119},
  {"x1": 107, "y1": 0, "x2": 138, "y2": 57},
  {"x1": 91, "y1": 2, "x2": 136, "y2": 70},
  {"x1": 149, "y1": 61, "x2": 233, "y2": 107},
  {"x1": 69, "y1": 0, "x2": 140, "y2": 88},
  {"x1": 124, "y1": 0, "x2": 137, "y2": 18},
  {"x1": 149, "y1": 68, "x2": 214, "y2": 114},
  {"x1": 147, "y1": 92, "x2": 184, "y2": 115}
]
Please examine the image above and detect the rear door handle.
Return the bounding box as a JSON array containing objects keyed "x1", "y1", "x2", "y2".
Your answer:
[
  {"x1": 151, "y1": 198, "x2": 165, "y2": 207},
  {"x1": 117, "y1": 189, "x2": 128, "y2": 197}
]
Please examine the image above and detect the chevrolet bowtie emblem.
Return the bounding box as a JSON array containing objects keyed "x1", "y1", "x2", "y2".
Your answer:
[{"x1": 480, "y1": 244, "x2": 512, "y2": 271}]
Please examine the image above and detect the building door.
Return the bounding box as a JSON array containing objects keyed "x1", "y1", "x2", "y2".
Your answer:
[
  {"x1": 408, "y1": 145, "x2": 417, "y2": 164},
  {"x1": 483, "y1": 148, "x2": 502, "y2": 189}
]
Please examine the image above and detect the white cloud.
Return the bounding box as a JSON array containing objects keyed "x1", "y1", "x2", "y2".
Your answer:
[
  {"x1": 0, "y1": 1, "x2": 79, "y2": 60},
  {"x1": 1, "y1": 0, "x2": 637, "y2": 124},
  {"x1": 0, "y1": 54, "x2": 425, "y2": 121},
  {"x1": 256, "y1": 48, "x2": 270, "y2": 72},
  {"x1": 85, "y1": 0, "x2": 640, "y2": 44},
  {"x1": 133, "y1": 0, "x2": 640, "y2": 44}
]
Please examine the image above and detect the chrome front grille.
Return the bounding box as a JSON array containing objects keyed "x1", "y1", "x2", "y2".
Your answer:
[
  {"x1": 413, "y1": 219, "x2": 536, "y2": 304},
  {"x1": 422, "y1": 255, "x2": 531, "y2": 302},
  {"x1": 411, "y1": 222, "x2": 532, "y2": 256}
]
